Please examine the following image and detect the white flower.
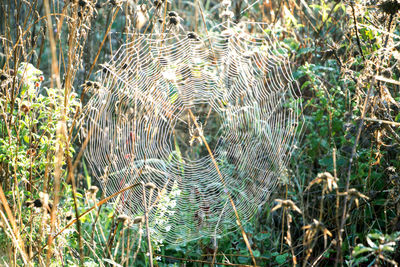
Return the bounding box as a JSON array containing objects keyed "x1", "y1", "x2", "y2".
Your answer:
[
  {"x1": 170, "y1": 200, "x2": 176, "y2": 208},
  {"x1": 155, "y1": 256, "x2": 161, "y2": 261},
  {"x1": 165, "y1": 225, "x2": 171, "y2": 232}
]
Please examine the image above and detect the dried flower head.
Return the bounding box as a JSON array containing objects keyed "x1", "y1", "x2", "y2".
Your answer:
[
  {"x1": 133, "y1": 216, "x2": 144, "y2": 224},
  {"x1": 66, "y1": 212, "x2": 73, "y2": 221},
  {"x1": 88, "y1": 185, "x2": 99, "y2": 195},
  {"x1": 379, "y1": 0, "x2": 400, "y2": 15},
  {"x1": 187, "y1": 32, "x2": 200, "y2": 41},
  {"x1": 0, "y1": 73, "x2": 9, "y2": 81},
  {"x1": 25, "y1": 198, "x2": 53, "y2": 213},
  {"x1": 271, "y1": 199, "x2": 302, "y2": 214},
  {"x1": 117, "y1": 214, "x2": 130, "y2": 224},
  {"x1": 145, "y1": 182, "x2": 157, "y2": 190},
  {"x1": 346, "y1": 188, "x2": 369, "y2": 208},
  {"x1": 153, "y1": 0, "x2": 163, "y2": 8},
  {"x1": 306, "y1": 172, "x2": 338, "y2": 192},
  {"x1": 220, "y1": 10, "x2": 234, "y2": 20},
  {"x1": 168, "y1": 11, "x2": 178, "y2": 17},
  {"x1": 0, "y1": 72, "x2": 11, "y2": 89},
  {"x1": 20, "y1": 103, "x2": 30, "y2": 114},
  {"x1": 303, "y1": 219, "x2": 332, "y2": 249}
]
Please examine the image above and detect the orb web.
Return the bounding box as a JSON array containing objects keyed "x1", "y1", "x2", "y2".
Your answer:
[{"x1": 84, "y1": 22, "x2": 302, "y2": 243}]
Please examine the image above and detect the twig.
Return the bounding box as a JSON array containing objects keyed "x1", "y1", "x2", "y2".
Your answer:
[
  {"x1": 188, "y1": 109, "x2": 257, "y2": 266},
  {"x1": 0, "y1": 191, "x2": 28, "y2": 264},
  {"x1": 142, "y1": 183, "x2": 153, "y2": 267},
  {"x1": 350, "y1": 2, "x2": 365, "y2": 61},
  {"x1": 86, "y1": 7, "x2": 120, "y2": 80},
  {"x1": 363, "y1": 117, "x2": 400, "y2": 127},
  {"x1": 337, "y1": 78, "x2": 375, "y2": 265},
  {"x1": 31, "y1": 182, "x2": 142, "y2": 261}
]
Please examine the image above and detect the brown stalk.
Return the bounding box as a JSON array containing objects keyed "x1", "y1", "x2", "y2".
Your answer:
[
  {"x1": 336, "y1": 78, "x2": 375, "y2": 265},
  {"x1": 86, "y1": 7, "x2": 120, "y2": 80},
  {"x1": 350, "y1": 2, "x2": 365, "y2": 62},
  {"x1": 187, "y1": 109, "x2": 257, "y2": 266},
  {"x1": 43, "y1": 0, "x2": 63, "y2": 264},
  {"x1": 363, "y1": 117, "x2": 400, "y2": 127},
  {"x1": 0, "y1": 185, "x2": 29, "y2": 264},
  {"x1": 142, "y1": 183, "x2": 154, "y2": 267},
  {"x1": 31, "y1": 181, "x2": 142, "y2": 261}
]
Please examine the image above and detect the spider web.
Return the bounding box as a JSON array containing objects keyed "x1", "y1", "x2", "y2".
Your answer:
[{"x1": 84, "y1": 22, "x2": 302, "y2": 244}]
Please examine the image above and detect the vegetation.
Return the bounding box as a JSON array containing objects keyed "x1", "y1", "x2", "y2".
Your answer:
[{"x1": 0, "y1": 0, "x2": 400, "y2": 266}]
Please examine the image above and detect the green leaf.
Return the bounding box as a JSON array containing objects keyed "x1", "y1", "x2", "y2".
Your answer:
[
  {"x1": 352, "y1": 246, "x2": 373, "y2": 256},
  {"x1": 254, "y1": 232, "x2": 270, "y2": 241},
  {"x1": 253, "y1": 250, "x2": 261, "y2": 258},
  {"x1": 275, "y1": 253, "x2": 288, "y2": 265}
]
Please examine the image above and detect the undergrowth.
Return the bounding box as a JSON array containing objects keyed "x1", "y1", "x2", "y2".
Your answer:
[{"x1": 0, "y1": 0, "x2": 400, "y2": 266}]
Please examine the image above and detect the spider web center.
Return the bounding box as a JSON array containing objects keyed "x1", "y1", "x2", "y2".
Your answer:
[{"x1": 171, "y1": 104, "x2": 224, "y2": 163}]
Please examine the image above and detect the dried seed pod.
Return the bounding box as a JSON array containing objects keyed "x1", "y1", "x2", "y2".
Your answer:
[
  {"x1": 144, "y1": 182, "x2": 157, "y2": 190},
  {"x1": 220, "y1": 10, "x2": 234, "y2": 20},
  {"x1": 88, "y1": 185, "x2": 99, "y2": 195},
  {"x1": 153, "y1": 0, "x2": 162, "y2": 8},
  {"x1": 168, "y1": 11, "x2": 178, "y2": 17},
  {"x1": 78, "y1": 0, "x2": 86, "y2": 7},
  {"x1": 0, "y1": 73, "x2": 8, "y2": 81},
  {"x1": 20, "y1": 103, "x2": 30, "y2": 114},
  {"x1": 135, "y1": 4, "x2": 148, "y2": 30},
  {"x1": 66, "y1": 212, "x2": 73, "y2": 221},
  {"x1": 117, "y1": 214, "x2": 130, "y2": 224},
  {"x1": 168, "y1": 16, "x2": 179, "y2": 26},
  {"x1": 379, "y1": 0, "x2": 400, "y2": 15},
  {"x1": 25, "y1": 199, "x2": 53, "y2": 213},
  {"x1": 133, "y1": 216, "x2": 144, "y2": 224},
  {"x1": 187, "y1": 32, "x2": 200, "y2": 41}
]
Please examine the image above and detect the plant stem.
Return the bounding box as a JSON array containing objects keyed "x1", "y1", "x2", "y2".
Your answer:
[{"x1": 142, "y1": 183, "x2": 153, "y2": 267}]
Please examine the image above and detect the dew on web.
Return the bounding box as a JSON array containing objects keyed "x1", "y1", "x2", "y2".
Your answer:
[{"x1": 84, "y1": 22, "x2": 303, "y2": 244}]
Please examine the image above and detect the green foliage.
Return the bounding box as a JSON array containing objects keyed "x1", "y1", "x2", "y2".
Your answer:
[{"x1": 1, "y1": 0, "x2": 400, "y2": 266}]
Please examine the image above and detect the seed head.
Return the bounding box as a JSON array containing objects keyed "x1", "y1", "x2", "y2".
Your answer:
[
  {"x1": 133, "y1": 216, "x2": 144, "y2": 224},
  {"x1": 168, "y1": 11, "x2": 178, "y2": 17},
  {"x1": 379, "y1": 0, "x2": 400, "y2": 15},
  {"x1": 88, "y1": 185, "x2": 99, "y2": 195},
  {"x1": 79, "y1": 0, "x2": 86, "y2": 7},
  {"x1": 0, "y1": 73, "x2": 8, "y2": 81},
  {"x1": 117, "y1": 214, "x2": 130, "y2": 224},
  {"x1": 66, "y1": 212, "x2": 73, "y2": 221},
  {"x1": 187, "y1": 32, "x2": 200, "y2": 41},
  {"x1": 145, "y1": 182, "x2": 157, "y2": 190}
]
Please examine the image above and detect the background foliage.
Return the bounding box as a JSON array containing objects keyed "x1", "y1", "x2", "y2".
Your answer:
[{"x1": 0, "y1": 0, "x2": 400, "y2": 266}]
